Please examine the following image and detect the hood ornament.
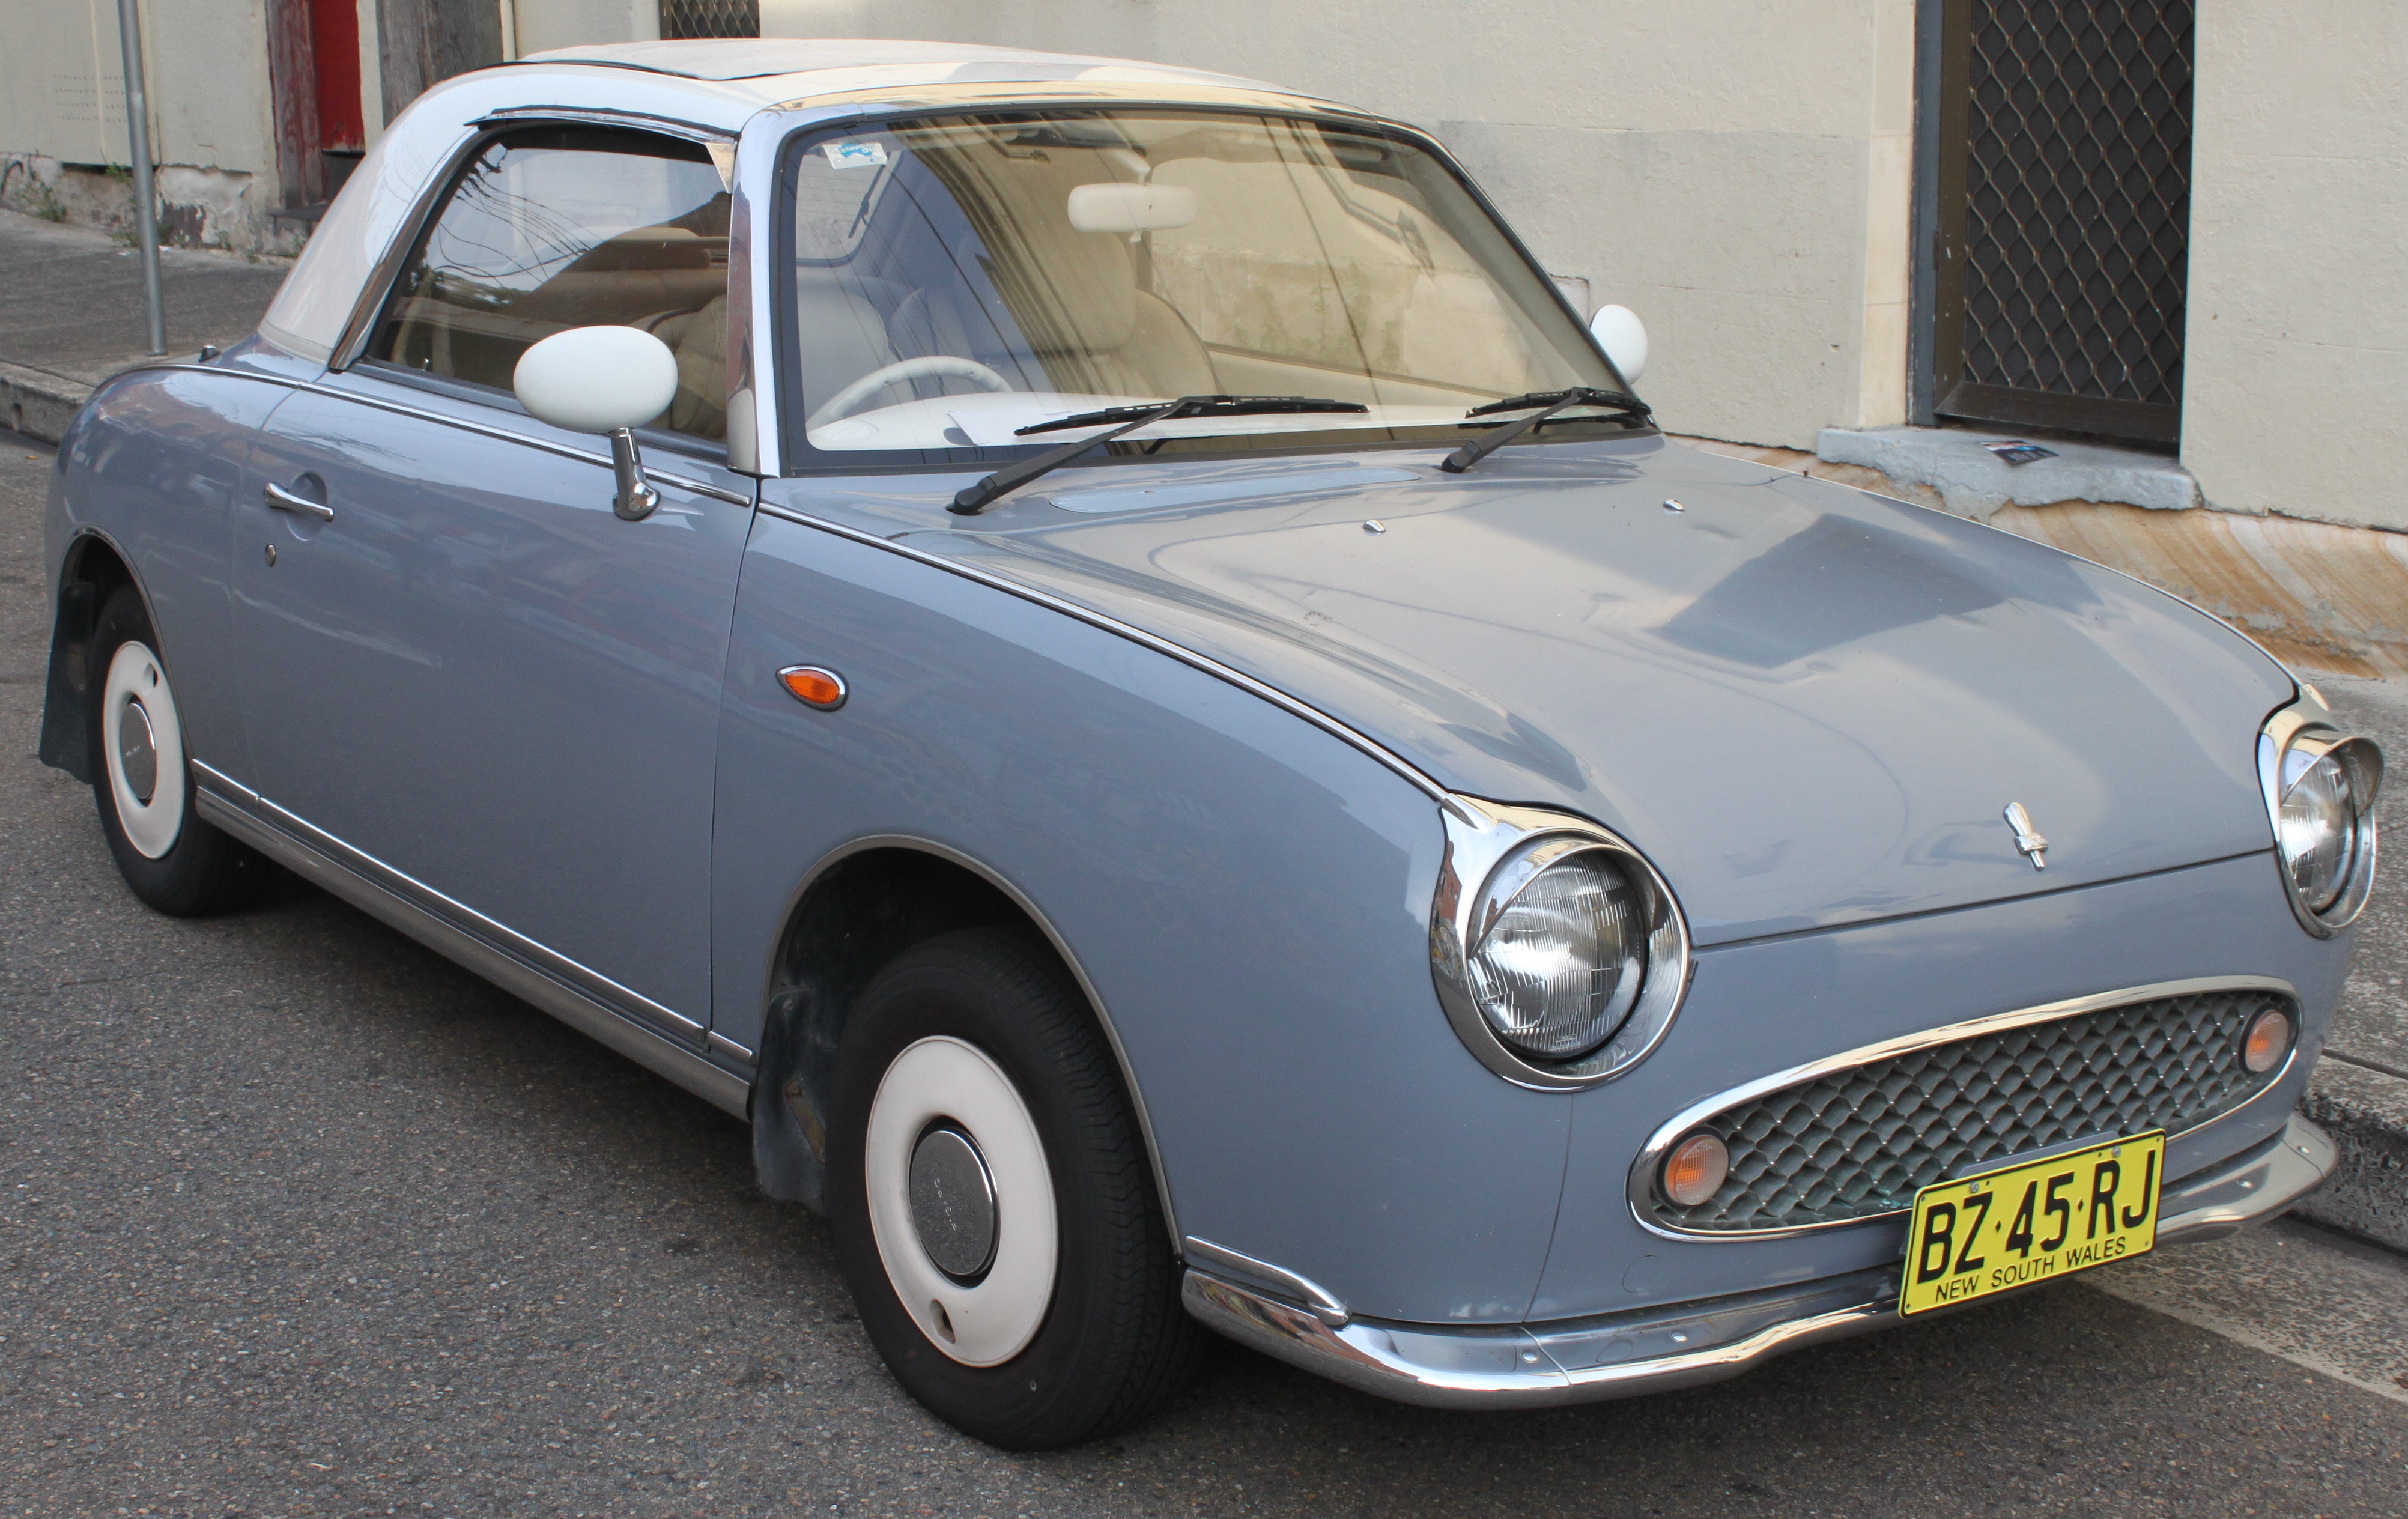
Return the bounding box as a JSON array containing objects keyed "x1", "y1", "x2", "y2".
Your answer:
[{"x1": 2003, "y1": 802, "x2": 2049, "y2": 870}]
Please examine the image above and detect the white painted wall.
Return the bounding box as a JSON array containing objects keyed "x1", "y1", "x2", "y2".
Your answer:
[
  {"x1": 763, "y1": 0, "x2": 1920, "y2": 450},
  {"x1": 1, "y1": 0, "x2": 277, "y2": 244},
  {"x1": 509, "y1": 0, "x2": 660, "y2": 58},
  {"x1": 0, "y1": 0, "x2": 275, "y2": 177},
  {"x1": 2182, "y1": 2, "x2": 2408, "y2": 533},
  {"x1": 3, "y1": 0, "x2": 152, "y2": 169}
]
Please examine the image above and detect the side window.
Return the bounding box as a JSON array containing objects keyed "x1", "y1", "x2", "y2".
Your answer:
[{"x1": 365, "y1": 126, "x2": 733, "y2": 440}]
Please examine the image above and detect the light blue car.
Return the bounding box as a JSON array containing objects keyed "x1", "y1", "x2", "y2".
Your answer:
[{"x1": 38, "y1": 40, "x2": 2383, "y2": 1448}]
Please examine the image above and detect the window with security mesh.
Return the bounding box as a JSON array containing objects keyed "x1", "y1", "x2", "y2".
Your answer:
[
  {"x1": 660, "y1": 1, "x2": 759, "y2": 39},
  {"x1": 1931, "y1": 1, "x2": 2193, "y2": 444}
]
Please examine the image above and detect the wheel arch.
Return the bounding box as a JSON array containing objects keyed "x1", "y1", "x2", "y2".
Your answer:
[
  {"x1": 40, "y1": 528, "x2": 157, "y2": 783},
  {"x1": 749, "y1": 835, "x2": 1179, "y2": 1245}
]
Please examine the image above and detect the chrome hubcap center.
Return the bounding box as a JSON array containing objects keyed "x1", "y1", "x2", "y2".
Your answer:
[
  {"x1": 118, "y1": 699, "x2": 159, "y2": 804},
  {"x1": 907, "y1": 1124, "x2": 998, "y2": 1281}
]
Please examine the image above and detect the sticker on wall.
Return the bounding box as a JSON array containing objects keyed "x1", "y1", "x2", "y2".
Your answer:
[{"x1": 821, "y1": 140, "x2": 890, "y2": 169}]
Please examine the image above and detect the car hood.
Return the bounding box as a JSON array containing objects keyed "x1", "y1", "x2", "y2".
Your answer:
[{"x1": 835, "y1": 436, "x2": 2293, "y2": 945}]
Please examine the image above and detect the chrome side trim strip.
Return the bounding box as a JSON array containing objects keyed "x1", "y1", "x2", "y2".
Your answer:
[
  {"x1": 189, "y1": 758, "x2": 258, "y2": 807},
  {"x1": 249, "y1": 791, "x2": 709, "y2": 1035},
  {"x1": 1183, "y1": 1115, "x2": 2335, "y2": 1410},
  {"x1": 1625, "y1": 974, "x2": 2303, "y2": 1242},
  {"x1": 195, "y1": 782, "x2": 750, "y2": 1120},
  {"x1": 755, "y1": 501, "x2": 1450, "y2": 802},
  {"x1": 116, "y1": 365, "x2": 756, "y2": 506},
  {"x1": 193, "y1": 765, "x2": 707, "y2": 1037}
]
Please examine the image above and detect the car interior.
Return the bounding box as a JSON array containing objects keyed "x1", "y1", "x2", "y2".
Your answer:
[{"x1": 362, "y1": 114, "x2": 1601, "y2": 458}]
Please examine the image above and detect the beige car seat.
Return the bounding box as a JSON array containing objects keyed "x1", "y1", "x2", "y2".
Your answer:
[{"x1": 937, "y1": 142, "x2": 1218, "y2": 399}]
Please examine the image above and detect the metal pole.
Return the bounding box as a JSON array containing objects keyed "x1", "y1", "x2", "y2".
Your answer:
[{"x1": 115, "y1": 0, "x2": 166, "y2": 355}]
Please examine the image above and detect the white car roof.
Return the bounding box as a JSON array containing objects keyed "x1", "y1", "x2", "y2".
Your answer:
[
  {"x1": 261, "y1": 38, "x2": 1338, "y2": 363},
  {"x1": 518, "y1": 37, "x2": 1293, "y2": 100}
]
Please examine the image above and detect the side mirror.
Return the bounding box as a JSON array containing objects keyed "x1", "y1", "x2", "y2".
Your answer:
[
  {"x1": 514, "y1": 326, "x2": 682, "y2": 521},
  {"x1": 1589, "y1": 304, "x2": 1649, "y2": 385}
]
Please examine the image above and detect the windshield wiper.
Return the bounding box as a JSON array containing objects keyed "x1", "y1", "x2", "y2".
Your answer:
[
  {"x1": 1013, "y1": 395, "x2": 1366, "y2": 437},
  {"x1": 1439, "y1": 387, "x2": 1652, "y2": 474},
  {"x1": 951, "y1": 395, "x2": 1368, "y2": 514}
]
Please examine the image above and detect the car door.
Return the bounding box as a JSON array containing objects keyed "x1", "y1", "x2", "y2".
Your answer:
[{"x1": 229, "y1": 123, "x2": 753, "y2": 1040}]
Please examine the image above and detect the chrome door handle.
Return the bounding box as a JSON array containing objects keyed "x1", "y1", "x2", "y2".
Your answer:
[{"x1": 262, "y1": 481, "x2": 334, "y2": 520}]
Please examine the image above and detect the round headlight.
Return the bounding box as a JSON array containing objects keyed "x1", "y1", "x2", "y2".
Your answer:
[
  {"x1": 2278, "y1": 748, "x2": 2361, "y2": 914},
  {"x1": 1466, "y1": 850, "x2": 1646, "y2": 1060}
]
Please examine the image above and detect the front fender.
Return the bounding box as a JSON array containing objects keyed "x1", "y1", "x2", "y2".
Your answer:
[{"x1": 709, "y1": 501, "x2": 1574, "y2": 1324}]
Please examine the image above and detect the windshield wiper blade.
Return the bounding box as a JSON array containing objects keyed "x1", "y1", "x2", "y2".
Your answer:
[
  {"x1": 1439, "y1": 387, "x2": 1652, "y2": 474},
  {"x1": 1011, "y1": 395, "x2": 1366, "y2": 437},
  {"x1": 951, "y1": 396, "x2": 1368, "y2": 515}
]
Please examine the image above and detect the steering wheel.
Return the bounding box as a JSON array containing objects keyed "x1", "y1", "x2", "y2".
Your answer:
[{"x1": 805, "y1": 356, "x2": 1013, "y2": 431}]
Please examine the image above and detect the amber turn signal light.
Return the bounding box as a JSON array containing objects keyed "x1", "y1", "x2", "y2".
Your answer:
[
  {"x1": 1660, "y1": 1130, "x2": 1730, "y2": 1208},
  {"x1": 2240, "y1": 1007, "x2": 2292, "y2": 1075},
  {"x1": 778, "y1": 665, "x2": 848, "y2": 711}
]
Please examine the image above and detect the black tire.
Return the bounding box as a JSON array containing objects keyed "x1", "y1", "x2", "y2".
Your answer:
[
  {"x1": 87, "y1": 586, "x2": 271, "y2": 916},
  {"x1": 827, "y1": 927, "x2": 1206, "y2": 1449}
]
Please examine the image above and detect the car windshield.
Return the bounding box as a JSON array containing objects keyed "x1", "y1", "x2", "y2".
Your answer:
[{"x1": 780, "y1": 108, "x2": 1633, "y2": 464}]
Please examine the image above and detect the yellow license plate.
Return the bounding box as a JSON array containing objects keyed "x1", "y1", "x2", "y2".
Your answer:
[{"x1": 1899, "y1": 1131, "x2": 2164, "y2": 1316}]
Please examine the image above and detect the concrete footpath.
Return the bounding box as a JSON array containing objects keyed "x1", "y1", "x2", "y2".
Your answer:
[
  {"x1": 3, "y1": 205, "x2": 2403, "y2": 1252},
  {"x1": 0, "y1": 208, "x2": 286, "y2": 439}
]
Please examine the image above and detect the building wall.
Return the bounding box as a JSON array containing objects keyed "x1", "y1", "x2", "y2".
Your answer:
[
  {"x1": 511, "y1": 0, "x2": 661, "y2": 58},
  {"x1": 763, "y1": 0, "x2": 1919, "y2": 451},
  {"x1": 2182, "y1": 2, "x2": 2408, "y2": 533},
  {"x1": 0, "y1": 0, "x2": 280, "y2": 250},
  {"x1": 6, "y1": 2, "x2": 2398, "y2": 536}
]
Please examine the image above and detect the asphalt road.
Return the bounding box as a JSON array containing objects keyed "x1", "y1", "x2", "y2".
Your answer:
[{"x1": 4, "y1": 432, "x2": 2406, "y2": 1519}]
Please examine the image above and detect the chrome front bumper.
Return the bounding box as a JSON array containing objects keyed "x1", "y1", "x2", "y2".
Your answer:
[{"x1": 1181, "y1": 1114, "x2": 2337, "y2": 1410}]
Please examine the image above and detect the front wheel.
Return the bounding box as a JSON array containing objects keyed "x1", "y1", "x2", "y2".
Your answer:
[
  {"x1": 86, "y1": 587, "x2": 270, "y2": 915},
  {"x1": 827, "y1": 929, "x2": 1204, "y2": 1448}
]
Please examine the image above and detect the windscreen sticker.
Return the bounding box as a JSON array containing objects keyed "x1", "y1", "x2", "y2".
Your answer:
[{"x1": 821, "y1": 140, "x2": 889, "y2": 169}]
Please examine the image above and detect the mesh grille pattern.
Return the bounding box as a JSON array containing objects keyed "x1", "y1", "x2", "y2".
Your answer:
[
  {"x1": 660, "y1": 1, "x2": 758, "y2": 39},
  {"x1": 1656, "y1": 988, "x2": 2288, "y2": 1233},
  {"x1": 1959, "y1": 0, "x2": 2193, "y2": 408}
]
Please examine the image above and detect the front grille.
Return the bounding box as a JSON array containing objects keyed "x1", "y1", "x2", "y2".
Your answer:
[{"x1": 1654, "y1": 987, "x2": 2290, "y2": 1234}]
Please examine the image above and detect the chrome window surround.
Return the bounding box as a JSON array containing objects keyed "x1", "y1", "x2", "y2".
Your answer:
[
  {"x1": 1430, "y1": 797, "x2": 1691, "y2": 1091},
  {"x1": 327, "y1": 108, "x2": 756, "y2": 466},
  {"x1": 731, "y1": 89, "x2": 1619, "y2": 482},
  {"x1": 2257, "y1": 696, "x2": 2383, "y2": 938},
  {"x1": 1622, "y1": 973, "x2": 2302, "y2": 1242}
]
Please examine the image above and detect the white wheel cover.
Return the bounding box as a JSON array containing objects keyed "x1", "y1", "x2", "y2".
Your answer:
[
  {"x1": 865, "y1": 1037, "x2": 1058, "y2": 1367},
  {"x1": 101, "y1": 640, "x2": 186, "y2": 860}
]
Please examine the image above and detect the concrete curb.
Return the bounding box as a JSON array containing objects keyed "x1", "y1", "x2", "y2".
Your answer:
[
  {"x1": 1816, "y1": 423, "x2": 2202, "y2": 518},
  {"x1": 2295, "y1": 1059, "x2": 2408, "y2": 1253},
  {"x1": 1, "y1": 359, "x2": 90, "y2": 444}
]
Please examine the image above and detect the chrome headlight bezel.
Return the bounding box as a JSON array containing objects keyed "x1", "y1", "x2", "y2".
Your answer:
[
  {"x1": 1430, "y1": 797, "x2": 1691, "y2": 1090},
  {"x1": 2258, "y1": 697, "x2": 2383, "y2": 938}
]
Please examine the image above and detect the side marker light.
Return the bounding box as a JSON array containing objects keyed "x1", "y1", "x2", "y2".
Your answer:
[{"x1": 778, "y1": 666, "x2": 848, "y2": 711}]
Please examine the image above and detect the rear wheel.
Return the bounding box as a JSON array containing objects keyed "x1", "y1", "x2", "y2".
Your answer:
[
  {"x1": 827, "y1": 928, "x2": 1204, "y2": 1448},
  {"x1": 88, "y1": 587, "x2": 270, "y2": 915}
]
